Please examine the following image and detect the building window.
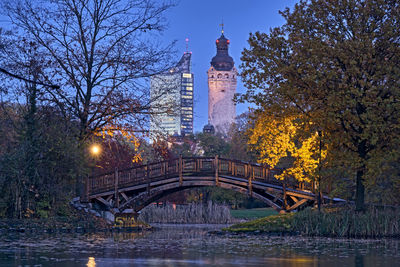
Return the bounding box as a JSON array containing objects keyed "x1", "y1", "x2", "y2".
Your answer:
[{"x1": 217, "y1": 73, "x2": 222, "y2": 78}]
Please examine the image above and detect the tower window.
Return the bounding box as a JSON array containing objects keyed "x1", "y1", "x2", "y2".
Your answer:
[
  {"x1": 225, "y1": 74, "x2": 229, "y2": 78},
  {"x1": 221, "y1": 89, "x2": 225, "y2": 92},
  {"x1": 217, "y1": 73, "x2": 222, "y2": 78}
]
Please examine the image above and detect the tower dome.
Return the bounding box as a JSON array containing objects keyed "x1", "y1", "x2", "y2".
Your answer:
[{"x1": 210, "y1": 33, "x2": 234, "y2": 71}]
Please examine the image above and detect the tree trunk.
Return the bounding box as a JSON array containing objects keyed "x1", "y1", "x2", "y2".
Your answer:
[
  {"x1": 24, "y1": 80, "x2": 39, "y2": 211},
  {"x1": 355, "y1": 168, "x2": 365, "y2": 211},
  {"x1": 355, "y1": 139, "x2": 367, "y2": 212}
]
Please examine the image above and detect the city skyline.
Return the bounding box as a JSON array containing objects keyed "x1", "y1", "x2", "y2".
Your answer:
[{"x1": 164, "y1": 0, "x2": 297, "y2": 132}]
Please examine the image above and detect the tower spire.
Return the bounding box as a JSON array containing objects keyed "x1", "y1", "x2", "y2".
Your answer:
[
  {"x1": 185, "y1": 37, "x2": 189, "y2": 53},
  {"x1": 220, "y1": 19, "x2": 224, "y2": 34}
]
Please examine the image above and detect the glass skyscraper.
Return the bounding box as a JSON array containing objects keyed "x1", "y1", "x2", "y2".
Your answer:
[{"x1": 150, "y1": 52, "x2": 193, "y2": 137}]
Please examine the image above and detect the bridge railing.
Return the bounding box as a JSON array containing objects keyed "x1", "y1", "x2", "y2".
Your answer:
[
  {"x1": 218, "y1": 158, "x2": 313, "y2": 192},
  {"x1": 87, "y1": 157, "x2": 314, "y2": 196},
  {"x1": 181, "y1": 157, "x2": 215, "y2": 175},
  {"x1": 218, "y1": 157, "x2": 279, "y2": 182}
]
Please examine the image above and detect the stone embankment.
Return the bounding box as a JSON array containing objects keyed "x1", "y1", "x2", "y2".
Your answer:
[{"x1": 70, "y1": 197, "x2": 115, "y2": 223}]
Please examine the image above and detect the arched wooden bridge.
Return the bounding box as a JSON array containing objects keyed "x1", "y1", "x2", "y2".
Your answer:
[{"x1": 83, "y1": 156, "x2": 343, "y2": 214}]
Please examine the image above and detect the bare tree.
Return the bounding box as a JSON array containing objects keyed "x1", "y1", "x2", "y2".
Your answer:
[
  {"x1": 0, "y1": 31, "x2": 85, "y2": 218},
  {"x1": 3, "y1": 0, "x2": 176, "y2": 141}
]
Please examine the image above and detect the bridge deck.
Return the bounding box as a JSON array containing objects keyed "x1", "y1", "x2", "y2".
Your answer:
[{"x1": 84, "y1": 156, "x2": 341, "y2": 212}]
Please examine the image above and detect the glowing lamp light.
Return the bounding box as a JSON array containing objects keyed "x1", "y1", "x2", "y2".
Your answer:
[{"x1": 90, "y1": 144, "x2": 101, "y2": 156}]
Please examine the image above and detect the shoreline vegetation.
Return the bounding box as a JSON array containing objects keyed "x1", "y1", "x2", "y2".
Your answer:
[
  {"x1": 137, "y1": 203, "x2": 400, "y2": 239},
  {"x1": 2, "y1": 202, "x2": 400, "y2": 239},
  {"x1": 0, "y1": 207, "x2": 111, "y2": 234},
  {"x1": 139, "y1": 202, "x2": 235, "y2": 224},
  {"x1": 224, "y1": 206, "x2": 400, "y2": 239},
  {"x1": 137, "y1": 203, "x2": 277, "y2": 224},
  {"x1": 0, "y1": 205, "x2": 149, "y2": 234}
]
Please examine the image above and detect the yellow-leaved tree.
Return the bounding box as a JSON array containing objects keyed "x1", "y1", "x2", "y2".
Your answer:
[{"x1": 249, "y1": 111, "x2": 327, "y2": 184}]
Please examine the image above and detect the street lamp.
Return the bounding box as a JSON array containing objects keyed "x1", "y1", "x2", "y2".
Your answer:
[
  {"x1": 89, "y1": 143, "x2": 102, "y2": 177},
  {"x1": 82, "y1": 143, "x2": 102, "y2": 202},
  {"x1": 90, "y1": 144, "x2": 101, "y2": 156}
]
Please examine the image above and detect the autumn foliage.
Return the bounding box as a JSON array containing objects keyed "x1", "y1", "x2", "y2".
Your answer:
[
  {"x1": 241, "y1": 0, "x2": 400, "y2": 210},
  {"x1": 249, "y1": 112, "x2": 327, "y2": 183}
]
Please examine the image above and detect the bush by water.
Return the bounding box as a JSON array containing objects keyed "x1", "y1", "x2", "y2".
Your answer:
[{"x1": 226, "y1": 206, "x2": 400, "y2": 238}]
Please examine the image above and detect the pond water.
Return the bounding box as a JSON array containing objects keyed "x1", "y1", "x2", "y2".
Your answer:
[{"x1": 0, "y1": 224, "x2": 399, "y2": 266}]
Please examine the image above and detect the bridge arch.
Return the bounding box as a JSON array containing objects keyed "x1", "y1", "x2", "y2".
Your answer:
[
  {"x1": 84, "y1": 157, "x2": 339, "y2": 214},
  {"x1": 118, "y1": 180, "x2": 282, "y2": 213}
]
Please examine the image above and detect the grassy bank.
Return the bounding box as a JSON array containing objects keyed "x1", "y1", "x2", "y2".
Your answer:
[
  {"x1": 230, "y1": 208, "x2": 278, "y2": 220},
  {"x1": 227, "y1": 213, "x2": 294, "y2": 233},
  {"x1": 225, "y1": 207, "x2": 400, "y2": 238}
]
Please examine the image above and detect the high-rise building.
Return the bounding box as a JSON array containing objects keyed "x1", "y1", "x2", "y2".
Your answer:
[
  {"x1": 150, "y1": 52, "x2": 194, "y2": 137},
  {"x1": 207, "y1": 29, "x2": 237, "y2": 134}
]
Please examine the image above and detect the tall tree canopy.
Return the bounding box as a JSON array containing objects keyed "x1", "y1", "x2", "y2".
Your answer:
[
  {"x1": 0, "y1": 0, "x2": 176, "y2": 218},
  {"x1": 3, "y1": 0, "x2": 176, "y2": 141},
  {"x1": 240, "y1": 0, "x2": 400, "y2": 210}
]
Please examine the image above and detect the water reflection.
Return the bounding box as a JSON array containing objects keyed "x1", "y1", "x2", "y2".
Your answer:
[
  {"x1": 0, "y1": 224, "x2": 398, "y2": 266},
  {"x1": 87, "y1": 256, "x2": 96, "y2": 267}
]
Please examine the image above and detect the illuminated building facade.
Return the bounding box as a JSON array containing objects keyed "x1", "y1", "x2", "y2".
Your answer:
[
  {"x1": 150, "y1": 52, "x2": 194, "y2": 136},
  {"x1": 207, "y1": 28, "x2": 237, "y2": 134}
]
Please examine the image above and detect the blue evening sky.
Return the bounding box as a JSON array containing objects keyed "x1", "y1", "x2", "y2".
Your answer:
[
  {"x1": 0, "y1": 1, "x2": 298, "y2": 133},
  {"x1": 164, "y1": 0, "x2": 298, "y2": 132}
]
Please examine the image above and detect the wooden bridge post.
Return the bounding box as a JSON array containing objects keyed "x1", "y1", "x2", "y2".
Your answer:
[
  {"x1": 164, "y1": 161, "x2": 168, "y2": 179},
  {"x1": 248, "y1": 164, "x2": 253, "y2": 197},
  {"x1": 147, "y1": 163, "x2": 150, "y2": 195},
  {"x1": 283, "y1": 178, "x2": 287, "y2": 211},
  {"x1": 263, "y1": 165, "x2": 268, "y2": 181},
  {"x1": 114, "y1": 167, "x2": 119, "y2": 208},
  {"x1": 179, "y1": 155, "x2": 183, "y2": 186},
  {"x1": 215, "y1": 155, "x2": 219, "y2": 186}
]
